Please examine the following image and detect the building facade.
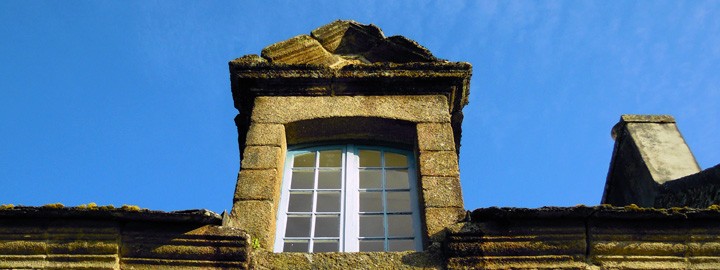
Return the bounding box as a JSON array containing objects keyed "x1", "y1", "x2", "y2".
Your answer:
[{"x1": 1, "y1": 20, "x2": 720, "y2": 269}]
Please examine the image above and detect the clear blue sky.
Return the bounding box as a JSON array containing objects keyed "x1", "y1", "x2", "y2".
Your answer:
[{"x1": 2, "y1": 1, "x2": 719, "y2": 213}]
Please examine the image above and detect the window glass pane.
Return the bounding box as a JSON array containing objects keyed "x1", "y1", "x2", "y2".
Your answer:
[
  {"x1": 386, "y1": 192, "x2": 410, "y2": 212},
  {"x1": 317, "y1": 170, "x2": 341, "y2": 189},
  {"x1": 314, "y1": 215, "x2": 340, "y2": 237},
  {"x1": 284, "y1": 240, "x2": 309, "y2": 252},
  {"x1": 388, "y1": 215, "x2": 413, "y2": 237},
  {"x1": 360, "y1": 215, "x2": 384, "y2": 237},
  {"x1": 359, "y1": 170, "x2": 382, "y2": 189},
  {"x1": 386, "y1": 170, "x2": 409, "y2": 189},
  {"x1": 359, "y1": 150, "x2": 381, "y2": 167},
  {"x1": 359, "y1": 240, "x2": 385, "y2": 252},
  {"x1": 385, "y1": 152, "x2": 408, "y2": 167},
  {"x1": 313, "y1": 240, "x2": 339, "y2": 252},
  {"x1": 319, "y1": 150, "x2": 342, "y2": 167},
  {"x1": 388, "y1": 239, "x2": 415, "y2": 251},
  {"x1": 293, "y1": 152, "x2": 316, "y2": 167},
  {"x1": 359, "y1": 191, "x2": 383, "y2": 212},
  {"x1": 291, "y1": 170, "x2": 315, "y2": 189},
  {"x1": 285, "y1": 216, "x2": 311, "y2": 237},
  {"x1": 316, "y1": 192, "x2": 340, "y2": 212},
  {"x1": 288, "y1": 192, "x2": 313, "y2": 212}
]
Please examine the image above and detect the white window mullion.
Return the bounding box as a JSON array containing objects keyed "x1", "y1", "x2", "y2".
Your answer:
[
  {"x1": 308, "y1": 150, "x2": 321, "y2": 252},
  {"x1": 344, "y1": 144, "x2": 360, "y2": 252},
  {"x1": 339, "y1": 145, "x2": 347, "y2": 251}
]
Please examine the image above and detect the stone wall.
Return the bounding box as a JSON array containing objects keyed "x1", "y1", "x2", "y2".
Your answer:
[
  {"x1": 446, "y1": 206, "x2": 720, "y2": 269},
  {"x1": 0, "y1": 207, "x2": 249, "y2": 269}
]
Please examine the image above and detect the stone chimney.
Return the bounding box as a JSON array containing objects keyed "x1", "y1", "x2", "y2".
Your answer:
[{"x1": 601, "y1": 115, "x2": 701, "y2": 207}]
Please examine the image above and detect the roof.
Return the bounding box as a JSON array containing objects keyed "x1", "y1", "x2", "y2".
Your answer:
[{"x1": 0, "y1": 206, "x2": 222, "y2": 225}]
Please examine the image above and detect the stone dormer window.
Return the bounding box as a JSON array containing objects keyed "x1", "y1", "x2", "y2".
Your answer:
[
  {"x1": 226, "y1": 20, "x2": 471, "y2": 256},
  {"x1": 274, "y1": 145, "x2": 422, "y2": 252}
]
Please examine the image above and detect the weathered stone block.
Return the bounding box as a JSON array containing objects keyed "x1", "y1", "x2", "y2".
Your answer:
[
  {"x1": 420, "y1": 176, "x2": 463, "y2": 208},
  {"x1": 245, "y1": 123, "x2": 286, "y2": 147},
  {"x1": 240, "y1": 146, "x2": 283, "y2": 170},
  {"x1": 251, "y1": 95, "x2": 451, "y2": 124},
  {"x1": 424, "y1": 207, "x2": 465, "y2": 242},
  {"x1": 233, "y1": 169, "x2": 281, "y2": 201},
  {"x1": 227, "y1": 200, "x2": 276, "y2": 249},
  {"x1": 419, "y1": 151, "x2": 459, "y2": 177},
  {"x1": 251, "y1": 250, "x2": 443, "y2": 269},
  {"x1": 417, "y1": 123, "x2": 456, "y2": 151},
  {"x1": 261, "y1": 34, "x2": 339, "y2": 66}
]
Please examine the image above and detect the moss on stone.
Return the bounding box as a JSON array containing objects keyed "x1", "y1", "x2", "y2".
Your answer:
[
  {"x1": 0, "y1": 204, "x2": 14, "y2": 209},
  {"x1": 76, "y1": 202, "x2": 99, "y2": 210},
  {"x1": 42, "y1": 203, "x2": 64, "y2": 209},
  {"x1": 98, "y1": 205, "x2": 115, "y2": 211},
  {"x1": 121, "y1": 205, "x2": 141, "y2": 211}
]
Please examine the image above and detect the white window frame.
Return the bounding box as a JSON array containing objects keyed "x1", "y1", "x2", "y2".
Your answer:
[{"x1": 274, "y1": 144, "x2": 422, "y2": 252}]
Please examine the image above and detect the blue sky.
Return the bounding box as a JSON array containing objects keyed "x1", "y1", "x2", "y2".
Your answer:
[{"x1": 1, "y1": 1, "x2": 719, "y2": 213}]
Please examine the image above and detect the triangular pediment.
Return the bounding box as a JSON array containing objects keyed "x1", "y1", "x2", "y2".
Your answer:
[{"x1": 255, "y1": 20, "x2": 440, "y2": 68}]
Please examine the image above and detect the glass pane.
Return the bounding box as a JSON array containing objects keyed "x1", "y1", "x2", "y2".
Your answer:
[
  {"x1": 359, "y1": 170, "x2": 382, "y2": 189},
  {"x1": 293, "y1": 152, "x2": 316, "y2": 167},
  {"x1": 388, "y1": 239, "x2": 415, "y2": 251},
  {"x1": 319, "y1": 150, "x2": 342, "y2": 167},
  {"x1": 288, "y1": 192, "x2": 313, "y2": 212},
  {"x1": 313, "y1": 240, "x2": 339, "y2": 253},
  {"x1": 359, "y1": 150, "x2": 381, "y2": 167},
  {"x1": 318, "y1": 170, "x2": 341, "y2": 189},
  {"x1": 385, "y1": 152, "x2": 408, "y2": 167},
  {"x1": 359, "y1": 191, "x2": 383, "y2": 212},
  {"x1": 388, "y1": 215, "x2": 413, "y2": 237},
  {"x1": 291, "y1": 170, "x2": 315, "y2": 189},
  {"x1": 386, "y1": 170, "x2": 409, "y2": 189},
  {"x1": 285, "y1": 216, "x2": 311, "y2": 237},
  {"x1": 316, "y1": 192, "x2": 340, "y2": 212},
  {"x1": 360, "y1": 215, "x2": 385, "y2": 237},
  {"x1": 359, "y1": 240, "x2": 385, "y2": 252},
  {"x1": 386, "y1": 191, "x2": 411, "y2": 212},
  {"x1": 314, "y1": 215, "x2": 340, "y2": 237},
  {"x1": 284, "y1": 240, "x2": 309, "y2": 252}
]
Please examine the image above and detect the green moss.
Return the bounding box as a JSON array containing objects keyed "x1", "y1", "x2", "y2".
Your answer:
[
  {"x1": 252, "y1": 238, "x2": 261, "y2": 249},
  {"x1": 624, "y1": 204, "x2": 640, "y2": 210},
  {"x1": 708, "y1": 204, "x2": 720, "y2": 211},
  {"x1": 0, "y1": 204, "x2": 14, "y2": 210},
  {"x1": 42, "y1": 203, "x2": 64, "y2": 209}
]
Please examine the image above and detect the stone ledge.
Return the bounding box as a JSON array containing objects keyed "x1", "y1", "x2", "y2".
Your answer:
[
  {"x1": 0, "y1": 206, "x2": 221, "y2": 225},
  {"x1": 446, "y1": 206, "x2": 720, "y2": 269}
]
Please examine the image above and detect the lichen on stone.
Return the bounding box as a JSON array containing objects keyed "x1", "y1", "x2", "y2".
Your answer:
[
  {"x1": 42, "y1": 203, "x2": 64, "y2": 209},
  {"x1": 76, "y1": 202, "x2": 99, "y2": 210},
  {"x1": 121, "y1": 204, "x2": 142, "y2": 211}
]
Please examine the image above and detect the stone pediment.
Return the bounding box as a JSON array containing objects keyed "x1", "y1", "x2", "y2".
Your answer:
[{"x1": 252, "y1": 20, "x2": 439, "y2": 68}]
